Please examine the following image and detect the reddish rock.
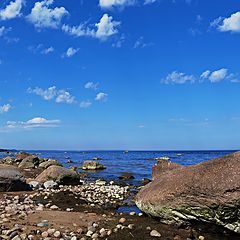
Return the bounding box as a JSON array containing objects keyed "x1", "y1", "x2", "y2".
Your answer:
[
  {"x1": 152, "y1": 159, "x2": 183, "y2": 180},
  {"x1": 16, "y1": 152, "x2": 32, "y2": 161},
  {"x1": 136, "y1": 152, "x2": 240, "y2": 233}
]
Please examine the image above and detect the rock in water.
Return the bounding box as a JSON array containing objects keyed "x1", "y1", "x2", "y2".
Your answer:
[
  {"x1": 0, "y1": 164, "x2": 31, "y2": 191},
  {"x1": 81, "y1": 161, "x2": 106, "y2": 170},
  {"x1": 136, "y1": 151, "x2": 240, "y2": 233},
  {"x1": 35, "y1": 165, "x2": 80, "y2": 185}
]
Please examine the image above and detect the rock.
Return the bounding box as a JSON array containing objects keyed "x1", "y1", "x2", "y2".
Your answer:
[
  {"x1": 15, "y1": 152, "x2": 32, "y2": 161},
  {"x1": 35, "y1": 165, "x2": 80, "y2": 185},
  {"x1": 150, "y1": 230, "x2": 161, "y2": 237},
  {"x1": 39, "y1": 159, "x2": 61, "y2": 169},
  {"x1": 44, "y1": 180, "x2": 58, "y2": 189},
  {"x1": 29, "y1": 181, "x2": 42, "y2": 189},
  {"x1": 0, "y1": 164, "x2": 31, "y2": 191},
  {"x1": 82, "y1": 161, "x2": 106, "y2": 170},
  {"x1": 119, "y1": 217, "x2": 126, "y2": 224},
  {"x1": 18, "y1": 156, "x2": 39, "y2": 169},
  {"x1": 119, "y1": 172, "x2": 135, "y2": 180},
  {"x1": 141, "y1": 178, "x2": 151, "y2": 185},
  {"x1": 53, "y1": 231, "x2": 61, "y2": 238},
  {"x1": 136, "y1": 151, "x2": 240, "y2": 233},
  {"x1": 0, "y1": 156, "x2": 15, "y2": 165},
  {"x1": 152, "y1": 159, "x2": 183, "y2": 180}
]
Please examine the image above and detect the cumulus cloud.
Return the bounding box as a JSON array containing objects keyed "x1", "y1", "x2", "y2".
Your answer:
[
  {"x1": 211, "y1": 12, "x2": 240, "y2": 33},
  {"x1": 0, "y1": 104, "x2": 11, "y2": 114},
  {"x1": 62, "y1": 47, "x2": 79, "y2": 58},
  {"x1": 6, "y1": 117, "x2": 60, "y2": 129},
  {"x1": 200, "y1": 68, "x2": 228, "y2": 83},
  {"x1": 80, "y1": 100, "x2": 92, "y2": 108},
  {"x1": 62, "y1": 14, "x2": 120, "y2": 41},
  {"x1": 99, "y1": 0, "x2": 135, "y2": 8},
  {"x1": 95, "y1": 92, "x2": 108, "y2": 101},
  {"x1": 26, "y1": 0, "x2": 68, "y2": 29},
  {"x1": 27, "y1": 86, "x2": 76, "y2": 104},
  {"x1": 0, "y1": 0, "x2": 24, "y2": 20},
  {"x1": 161, "y1": 71, "x2": 195, "y2": 84},
  {"x1": 84, "y1": 82, "x2": 99, "y2": 90}
]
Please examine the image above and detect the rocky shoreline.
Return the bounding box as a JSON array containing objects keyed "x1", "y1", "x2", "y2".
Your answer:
[{"x1": 0, "y1": 151, "x2": 240, "y2": 239}]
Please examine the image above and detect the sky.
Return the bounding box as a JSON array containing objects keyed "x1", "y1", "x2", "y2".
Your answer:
[{"x1": 0, "y1": 0, "x2": 240, "y2": 150}]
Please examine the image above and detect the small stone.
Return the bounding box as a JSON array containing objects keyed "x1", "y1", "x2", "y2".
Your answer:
[
  {"x1": 199, "y1": 236, "x2": 205, "y2": 240},
  {"x1": 128, "y1": 224, "x2": 135, "y2": 229},
  {"x1": 42, "y1": 231, "x2": 49, "y2": 238},
  {"x1": 150, "y1": 230, "x2": 161, "y2": 237},
  {"x1": 53, "y1": 231, "x2": 61, "y2": 238},
  {"x1": 119, "y1": 217, "x2": 126, "y2": 224},
  {"x1": 92, "y1": 233, "x2": 99, "y2": 239},
  {"x1": 50, "y1": 205, "x2": 59, "y2": 210},
  {"x1": 129, "y1": 212, "x2": 135, "y2": 216}
]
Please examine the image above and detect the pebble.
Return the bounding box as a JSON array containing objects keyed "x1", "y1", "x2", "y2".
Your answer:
[
  {"x1": 119, "y1": 217, "x2": 126, "y2": 224},
  {"x1": 150, "y1": 230, "x2": 161, "y2": 237},
  {"x1": 53, "y1": 231, "x2": 61, "y2": 238},
  {"x1": 199, "y1": 236, "x2": 205, "y2": 240}
]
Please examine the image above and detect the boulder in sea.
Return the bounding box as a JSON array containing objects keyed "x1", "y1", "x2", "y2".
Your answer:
[
  {"x1": 0, "y1": 164, "x2": 31, "y2": 191},
  {"x1": 119, "y1": 172, "x2": 135, "y2": 180},
  {"x1": 35, "y1": 165, "x2": 80, "y2": 185},
  {"x1": 18, "y1": 156, "x2": 39, "y2": 169},
  {"x1": 136, "y1": 152, "x2": 240, "y2": 234},
  {"x1": 39, "y1": 159, "x2": 62, "y2": 169},
  {"x1": 81, "y1": 161, "x2": 106, "y2": 170}
]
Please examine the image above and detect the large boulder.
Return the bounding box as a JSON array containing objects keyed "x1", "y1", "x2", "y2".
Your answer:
[
  {"x1": 0, "y1": 156, "x2": 16, "y2": 165},
  {"x1": 81, "y1": 161, "x2": 106, "y2": 170},
  {"x1": 18, "y1": 156, "x2": 39, "y2": 169},
  {"x1": 15, "y1": 152, "x2": 32, "y2": 161},
  {"x1": 35, "y1": 165, "x2": 80, "y2": 185},
  {"x1": 136, "y1": 152, "x2": 240, "y2": 233},
  {"x1": 0, "y1": 164, "x2": 31, "y2": 191}
]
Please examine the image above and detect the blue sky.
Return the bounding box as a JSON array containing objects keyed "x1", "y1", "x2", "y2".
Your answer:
[{"x1": 0, "y1": 0, "x2": 240, "y2": 150}]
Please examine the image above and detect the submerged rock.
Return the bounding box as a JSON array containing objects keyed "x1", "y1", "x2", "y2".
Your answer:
[
  {"x1": 0, "y1": 164, "x2": 31, "y2": 191},
  {"x1": 82, "y1": 161, "x2": 106, "y2": 170},
  {"x1": 119, "y1": 172, "x2": 135, "y2": 181},
  {"x1": 136, "y1": 151, "x2": 240, "y2": 233}
]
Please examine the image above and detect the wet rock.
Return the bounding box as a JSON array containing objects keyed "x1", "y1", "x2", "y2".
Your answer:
[
  {"x1": 0, "y1": 164, "x2": 31, "y2": 192},
  {"x1": 82, "y1": 161, "x2": 106, "y2": 170},
  {"x1": 119, "y1": 172, "x2": 135, "y2": 181},
  {"x1": 141, "y1": 178, "x2": 151, "y2": 185},
  {"x1": 136, "y1": 151, "x2": 240, "y2": 233}
]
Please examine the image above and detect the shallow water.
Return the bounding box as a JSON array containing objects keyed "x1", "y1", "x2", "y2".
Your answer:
[{"x1": 0, "y1": 150, "x2": 236, "y2": 185}]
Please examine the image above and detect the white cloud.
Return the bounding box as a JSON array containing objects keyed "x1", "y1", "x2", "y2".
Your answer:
[
  {"x1": 0, "y1": 26, "x2": 11, "y2": 37},
  {"x1": 80, "y1": 100, "x2": 92, "y2": 108},
  {"x1": 0, "y1": 104, "x2": 11, "y2": 114},
  {"x1": 6, "y1": 117, "x2": 60, "y2": 129},
  {"x1": 161, "y1": 71, "x2": 195, "y2": 84},
  {"x1": 138, "y1": 125, "x2": 145, "y2": 128},
  {"x1": 55, "y1": 90, "x2": 75, "y2": 104},
  {"x1": 62, "y1": 47, "x2": 79, "y2": 58},
  {"x1": 95, "y1": 14, "x2": 120, "y2": 40},
  {"x1": 201, "y1": 68, "x2": 228, "y2": 83},
  {"x1": 26, "y1": 0, "x2": 68, "y2": 29},
  {"x1": 95, "y1": 92, "x2": 108, "y2": 101},
  {"x1": 0, "y1": 0, "x2": 24, "y2": 20},
  {"x1": 84, "y1": 82, "x2": 98, "y2": 90},
  {"x1": 41, "y1": 46, "x2": 54, "y2": 54},
  {"x1": 144, "y1": 0, "x2": 156, "y2": 5},
  {"x1": 62, "y1": 14, "x2": 120, "y2": 41},
  {"x1": 99, "y1": 0, "x2": 135, "y2": 8},
  {"x1": 217, "y1": 12, "x2": 240, "y2": 33},
  {"x1": 133, "y1": 36, "x2": 153, "y2": 48},
  {"x1": 27, "y1": 86, "x2": 76, "y2": 104}
]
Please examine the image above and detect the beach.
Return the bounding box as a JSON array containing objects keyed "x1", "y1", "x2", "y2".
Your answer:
[{"x1": 0, "y1": 150, "x2": 240, "y2": 240}]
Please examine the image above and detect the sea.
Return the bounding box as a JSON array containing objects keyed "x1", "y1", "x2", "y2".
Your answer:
[{"x1": 0, "y1": 150, "x2": 236, "y2": 186}]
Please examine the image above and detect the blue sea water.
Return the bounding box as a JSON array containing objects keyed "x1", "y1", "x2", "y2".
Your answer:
[{"x1": 0, "y1": 150, "x2": 236, "y2": 185}]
